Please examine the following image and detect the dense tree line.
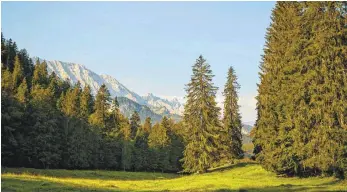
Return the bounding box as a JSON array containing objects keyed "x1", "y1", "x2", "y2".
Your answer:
[
  {"x1": 1, "y1": 34, "x2": 244, "y2": 173},
  {"x1": 253, "y1": 2, "x2": 347, "y2": 178},
  {"x1": 4, "y1": 2, "x2": 346, "y2": 179},
  {"x1": 1, "y1": 34, "x2": 185, "y2": 172}
]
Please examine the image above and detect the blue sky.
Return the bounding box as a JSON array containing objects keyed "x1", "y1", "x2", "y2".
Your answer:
[{"x1": 2, "y1": 1, "x2": 275, "y2": 123}]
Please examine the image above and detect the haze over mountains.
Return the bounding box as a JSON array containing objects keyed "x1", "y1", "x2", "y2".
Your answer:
[{"x1": 33, "y1": 57, "x2": 253, "y2": 133}]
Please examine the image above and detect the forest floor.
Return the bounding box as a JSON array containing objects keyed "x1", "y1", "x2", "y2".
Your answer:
[{"x1": 2, "y1": 162, "x2": 347, "y2": 192}]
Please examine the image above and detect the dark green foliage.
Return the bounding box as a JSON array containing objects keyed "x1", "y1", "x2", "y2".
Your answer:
[
  {"x1": 133, "y1": 131, "x2": 150, "y2": 171},
  {"x1": 148, "y1": 118, "x2": 171, "y2": 172},
  {"x1": 130, "y1": 111, "x2": 141, "y2": 139},
  {"x1": 222, "y1": 66, "x2": 244, "y2": 161},
  {"x1": 132, "y1": 116, "x2": 152, "y2": 171},
  {"x1": 166, "y1": 118, "x2": 184, "y2": 172},
  {"x1": 1, "y1": 32, "x2": 6, "y2": 65},
  {"x1": 28, "y1": 82, "x2": 62, "y2": 168},
  {"x1": 1, "y1": 34, "x2": 185, "y2": 173},
  {"x1": 1, "y1": 91, "x2": 25, "y2": 166},
  {"x1": 18, "y1": 49, "x2": 34, "y2": 80},
  {"x1": 107, "y1": 97, "x2": 121, "y2": 133},
  {"x1": 2, "y1": 4, "x2": 347, "y2": 177},
  {"x1": 253, "y1": 2, "x2": 347, "y2": 178},
  {"x1": 89, "y1": 84, "x2": 111, "y2": 129},
  {"x1": 3, "y1": 38, "x2": 18, "y2": 72},
  {"x1": 100, "y1": 135, "x2": 121, "y2": 169}
]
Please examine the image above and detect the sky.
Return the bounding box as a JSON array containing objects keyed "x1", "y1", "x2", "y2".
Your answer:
[{"x1": 2, "y1": 1, "x2": 275, "y2": 123}]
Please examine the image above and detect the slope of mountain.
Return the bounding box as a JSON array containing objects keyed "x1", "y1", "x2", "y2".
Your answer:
[
  {"x1": 142, "y1": 93, "x2": 184, "y2": 115},
  {"x1": 117, "y1": 97, "x2": 162, "y2": 123},
  {"x1": 241, "y1": 123, "x2": 253, "y2": 135},
  {"x1": 32, "y1": 57, "x2": 183, "y2": 122},
  {"x1": 100, "y1": 74, "x2": 146, "y2": 105}
]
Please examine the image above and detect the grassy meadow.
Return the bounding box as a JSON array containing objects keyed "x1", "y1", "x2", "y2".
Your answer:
[{"x1": 2, "y1": 162, "x2": 346, "y2": 192}]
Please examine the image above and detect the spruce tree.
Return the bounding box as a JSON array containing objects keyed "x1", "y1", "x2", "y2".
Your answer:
[
  {"x1": 167, "y1": 126, "x2": 184, "y2": 172},
  {"x1": 253, "y1": 2, "x2": 303, "y2": 175},
  {"x1": 29, "y1": 70, "x2": 62, "y2": 168},
  {"x1": 1, "y1": 91, "x2": 24, "y2": 166},
  {"x1": 119, "y1": 118, "x2": 133, "y2": 171},
  {"x1": 148, "y1": 121, "x2": 170, "y2": 172},
  {"x1": 143, "y1": 117, "x2": 152, "y2": 133},
  {"x1": 130, "y1": 111, "x2": 141, "y2": 140},
  {"x1": 47, "y1": 72, "x2": 62, "y2": 99},
  {"x1": 80, "y1": 85, "x2": 94, "y2": 120},
  {"x1": 18, "y1": 49, "x2": 34, "y2": 79},
  {"x1": 32, "y1": 60, "x2": 49, "y2": 87},
  {"x1": 182, "y1": 55, "x2": 224, "y2": 173},
  {"x1": 1, "y1": 65, "x2": 13, "y2": 92},
  {"x1": 133, "y1": 117, "x2": 150, "y2": 171},
  {"x1": 5, "y1": 39, "x2": 17, "y2": 72},
  {"x1": 223, "y1": 66, "x2": 243, "y2": 160},
  {"x1": 12, "y1": 55, "x2": 24, "y2": 90},
  {"x1": 1, "y1": 33, "x2": 6, "y2": 65},
  {"x1": 148, "y1": 121, "x2": 169, "y2": 148},
  {"x1": 295, "y1": 2, "x2": 347, "y2": 177},
  {"x1": 89, "y1": 84, "x2": 111, "y2": 129},
  {"x1": 16, "y1": 78, "x2": 29, "y2": 104},
  {"x1": 253, "y1": 2, "x2": 347, "y2": 177},
  {"x1": 108, "y1": 97, "x2": 121, "y2": 133},
  {"x1": 60, "y1": 83, "x2": 81, "y2": 117}
]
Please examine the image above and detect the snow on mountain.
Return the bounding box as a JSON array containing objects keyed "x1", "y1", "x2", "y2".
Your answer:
[
  {"x1": 159, "y1": 95, "x2": 186, "y2": 105},
  {"x1": 100, "y1": 74, "x2": 146, "y2": 105},
  {"x1": 241, "y1": 123, "x2": 253, "y2": 135},
  {"x1": 33, "y1": 57, "x2": 184, "y2": 118},
  {"x1": 142, "y1": 93, "x2": 185, "y2": 115}
]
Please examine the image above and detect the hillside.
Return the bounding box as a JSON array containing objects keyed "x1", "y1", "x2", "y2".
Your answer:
[
  {"x1": 117, "y1": 97, "x2": 163, "y2": 123},
  {"x1": 32, "y1": 57, "x2": 184, "y2": 122},
  {"x1": 2, "y1": 163, "x2": 346, "y2": 192}
]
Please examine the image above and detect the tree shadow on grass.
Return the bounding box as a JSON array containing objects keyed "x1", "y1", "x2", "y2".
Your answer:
[
  {"x1": 2, "y1": 177, "x2": 157, "y2": 192},
  {"x1": 1, "y1": 178, "x2": 118, "y2": 192},
  {"x1": 180, "y1": 184, "x2": 339, "y2": 192},
  {"x1": 2, "y1": 167, "x2": 180, "y2": 181},
  {"x1": 208, "y1": 162, "x2": 258, "y2": 173},
  {"x1": 2, "y1": 177, "x2": 346, "y2": 192}
]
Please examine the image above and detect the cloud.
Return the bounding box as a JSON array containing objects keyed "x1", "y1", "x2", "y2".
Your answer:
[
  {"x1": 238, "y1": 94, "x2": 257, "y2": 123},
  {"x1": 159, "y1": 92, "x2": 258, "y2": 124},
  {"x1": 216, "y1": 93, "x2": 257, "y2": 123}
]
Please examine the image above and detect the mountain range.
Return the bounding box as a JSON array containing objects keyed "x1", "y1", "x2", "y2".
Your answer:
[
  {"x1": 33, "y1": 57, "x2": 184, "y2": 123},
  {"x1": 32, "y1": 57, "x2": 254, "y2": 133}
]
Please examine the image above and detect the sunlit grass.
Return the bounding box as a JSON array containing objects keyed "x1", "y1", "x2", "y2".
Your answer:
[
  {"x1": 2, "y1": 163, "x2": 346, "y2": 192},
  {"x1": 242, "y1": 143, "x2": 254, "y2": 158}
]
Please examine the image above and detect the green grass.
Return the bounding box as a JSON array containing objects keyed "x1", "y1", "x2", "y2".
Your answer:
[
  {"x1": 2, "y1": 163, "x2": 346, "y2": 192},
  {"x1": 242, "y1": 143, "x2": 254, "y2": 158}
]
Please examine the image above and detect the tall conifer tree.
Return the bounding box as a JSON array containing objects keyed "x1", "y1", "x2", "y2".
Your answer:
[
  {"x1": 182, "y1": 55, "x2": 224, "y2": 173},
  {"x1": 223, "y1": 66, "x2": 243, "y2": 160},
  {"x1": 89, "y1": 84, "x2": 111, "y2": 129},
  {"x1": 130, "y1": 111, "x2": 141, "y2": 140},
  {"x1": 16, "y1": 78, "x2": 29, "y2": 104},
  {"x1": 12, "y1": 55, "x2": 24, "y2": 90},
  {"x1": 80, "y1": 85, "x2": 94, "y2": 120},
  {"x1": 253, "y1": 2, "x2": 347, "y2": 177},
  {"x1": 143, "y1": 117, "x2": 152, "y2": 133}
]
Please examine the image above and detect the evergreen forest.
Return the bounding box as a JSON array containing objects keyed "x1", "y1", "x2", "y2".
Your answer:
[{"x1": 1, "y1": 1, "x2": 347, "y2": 183}]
